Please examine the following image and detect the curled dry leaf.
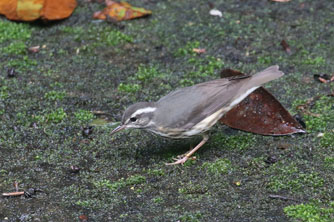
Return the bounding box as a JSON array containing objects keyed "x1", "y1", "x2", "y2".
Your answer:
[
  {"x1": 0, "y1": 0, "x2": 77, "y2": 21},
  {"x1": 28, "y1": 45, "x2": 40, "y2": 53},
  {"x1": 280, "y1": 40, "x2": 291, "y2": 55},
  {"x1": 192, "y1": 48, "x2": 206, "y2": 54},
  {"x1": 79, "y1": 215, "x2": 88, "y2": 222},
  {"x1": 220, "y1": 68, "x2": 306, "y2": 135},
  {"x1": 94, "y1": 1, "x2": 152, "y2": 21}
]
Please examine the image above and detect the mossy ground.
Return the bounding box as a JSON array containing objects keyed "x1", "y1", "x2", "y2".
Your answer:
[{"x1": 1, "y1": 0, "x2": 334, "y2": 221}]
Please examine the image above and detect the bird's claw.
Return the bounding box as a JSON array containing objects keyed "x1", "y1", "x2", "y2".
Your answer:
[{"x1": 165, "y1": 156, "x2": 189, "y2": 165}]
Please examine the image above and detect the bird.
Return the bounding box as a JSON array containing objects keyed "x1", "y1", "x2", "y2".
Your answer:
[{"x1": 111, "y1": 65, "x2": 284, "y2": 165}]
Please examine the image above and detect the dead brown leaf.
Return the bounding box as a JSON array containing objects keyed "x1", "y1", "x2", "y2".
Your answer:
[
  {"x1": 280, "y1": 40, "x2": 292, "y2": 55},
  {"x1": 220, "y1": 68, "x2": 305, "y2": 135}
]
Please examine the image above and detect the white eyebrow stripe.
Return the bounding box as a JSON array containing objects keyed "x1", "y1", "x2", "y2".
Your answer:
[{"x1": 131, "y1": 107, "x2": 156, "y2": 117}]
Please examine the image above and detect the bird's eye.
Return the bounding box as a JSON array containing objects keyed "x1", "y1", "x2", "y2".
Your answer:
[{"x1": 130, "y1": 117, "x2": 137, "y2": 122}]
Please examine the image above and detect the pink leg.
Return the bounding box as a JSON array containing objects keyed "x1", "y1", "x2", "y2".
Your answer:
[{"x1": 166, "y1": 134, "x2": 209, "y2": 165}]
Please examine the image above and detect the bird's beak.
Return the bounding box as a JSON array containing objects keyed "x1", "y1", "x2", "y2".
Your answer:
[{"x1": 111, "y1": 124, "x2": 126, "y2": 135}]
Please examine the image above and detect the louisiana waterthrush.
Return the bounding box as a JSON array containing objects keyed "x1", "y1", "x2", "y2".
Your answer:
[{"x1": 111, "y1": 65, "x2": 284, "y2": 165}]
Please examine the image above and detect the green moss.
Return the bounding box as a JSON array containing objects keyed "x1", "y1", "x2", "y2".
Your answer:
[
  {"x1": 75, "y1": 200, "x2": 94, "y2": 207},
  {"x1": 94, "y1": 175, "x2": 146, "y2": 191},
  {"x1": 61, "y1": 26, "x2": 83, "y2": 34},
  {"x1": 119, "y1": 213, "x2": 129, "y2": 219},
  {"x1": 147, "y1": 168, "x2": 165, "y2": 176},
  {"x1": 0, "y1": 21, "x2": 32, "y2": 69},
  {"x1": 303, "y1": 115, "x2": 328, "y2": 132},
  {"x1": 175, "y1": 41, "x2": 200, "y2": 57},
  {"x1": 44, "y1": 90, "x2": 66, "y2": 101},
  {"x1": 152, "y1": 196, "x2": 164, "y2": 204},
  {"x1": 292, "y1": 96, "x2": 334, "y2": 132},
  {"x1": 2, "y1": 41, "x2": 27, "y2": 55},
  {"x1": 88, "y1": 26, "x2": 133, "y2": 46},
  {"x1": 0, "y1": 20, "x2": 32, "y2": 43},
  {"x1": 118, "y1": 83, "x2": 141, "y2": 93},
  {"x1": 176, "y1": 46, "x2": 224, "y2": 85},
  {"x1": 248, "y1": 156, "x2": 267, "y2": 170},
  {"x1": 320, "y1": 133, "x2": 334, "y2": 148},
  {"x1": 118, "y1": 64, "x2": 166, "y2": 94},
  {"x1": 50, "y1": 82, "x2": 64, "y2": 88},
  {"x1": 61, "y1": 25, "x2": 133, "y2": 46},
  {"x1": 211, "y1": 133, "x2": 256, "y2": 151},
  {"x1": 202, "y1": 158, "x2": 232, "y2": 175},
  {"x1": 45, "y1": 108, "x2": 67, "y2": 123},
  {"x1": 15, "y1": 111, "x2": 29, "y2": 126},
  {"x1": 179, "y1": 211, "x2": 203, "y2": 222},
  {"x1": 60, "y1": 26, "x2": 84, "y2": 41},
  {"x1": 324, "y1": 156, "x2": 334, "y2": 169},
  {"x1": 186, "y1": 56, "x2": 224, "y2": 78},
  {"x1": 103, "y1": 29, "x2": 133, "y2": 46},
  {"x1": 0, "y1": 86, "x2": 9, "y2": 99},
  {"x1": 134, "y1": 64, "x2": 165, "y2": 82},
  {"x1": 257, "y1": 55, "x2": 273, "y2": 65},
  {"x1": 179, "y1": 79, "x2": 195, "y2": 87},
  {"x1": 178, "y1": 181, "x2": 207, "y2": 195},
  {"x1": 126, "y1": 175, "x2": 146, "y2": 185},
  {"x1": 94, "y1": 179, "x2": 124, "y2": 191},
  {"x1": 74, "y1": 109, "x2": 94, "y2": 123},
  {"x1": 7, "y1": 56, "x2": 37, "y2": 71},
  {"x1": 267, "y1": 164, "x2": 324, "y2": 192},
  {"x1": 301, "y1": 56, "x2": 326, "y2": 66},
  {"x1": 312, "y1": 96, "x2": 334, "y2": 113},
  {"x1": 284, "y1": 202, "x2": 334, "y2": 222}
]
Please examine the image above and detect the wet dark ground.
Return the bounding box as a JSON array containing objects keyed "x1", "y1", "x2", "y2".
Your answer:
[{"x1": 1, "y1": 0, "x2": 334, "y2": 221}]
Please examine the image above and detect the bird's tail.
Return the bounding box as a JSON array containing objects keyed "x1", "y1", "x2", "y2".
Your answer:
[
  {"x1": 228, "y1": 65, "x2": 284, "y2": 108},
  {"x1": 248, "y1": 65, "x2": 284, "y2": 87}
]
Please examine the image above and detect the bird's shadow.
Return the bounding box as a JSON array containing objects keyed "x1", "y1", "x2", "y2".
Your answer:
[
  {"x1": 134, "y1": 131, "x2": 203, "y2": 163},
  {"x1": 133, "y1": 126, "x2": 241, "y2": 164}
]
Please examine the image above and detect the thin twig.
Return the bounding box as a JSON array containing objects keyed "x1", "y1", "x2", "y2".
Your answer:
[
  {"x1": 2, "y1": 191, "x2": 25, "y2": 197},
  {"x1": 269, "y1": 194, "x2": 297, "y2": 201}
]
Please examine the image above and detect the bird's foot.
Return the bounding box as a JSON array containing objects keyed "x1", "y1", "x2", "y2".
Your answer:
[{"x1": 165, "y1": 156, "x2": 189, "y2": 165}]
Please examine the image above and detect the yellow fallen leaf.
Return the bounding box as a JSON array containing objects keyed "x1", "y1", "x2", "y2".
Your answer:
[
  {"x1": 94, "y1": 1, "x2": 152, "y2": 21},
  {"x1": 0, "y1": 0, "x2": 77, "y2": 21}
]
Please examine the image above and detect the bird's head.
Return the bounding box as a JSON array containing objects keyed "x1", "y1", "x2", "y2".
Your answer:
[{"x1": 111, "y1": 102, "x2": 156, "y2": 135}]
